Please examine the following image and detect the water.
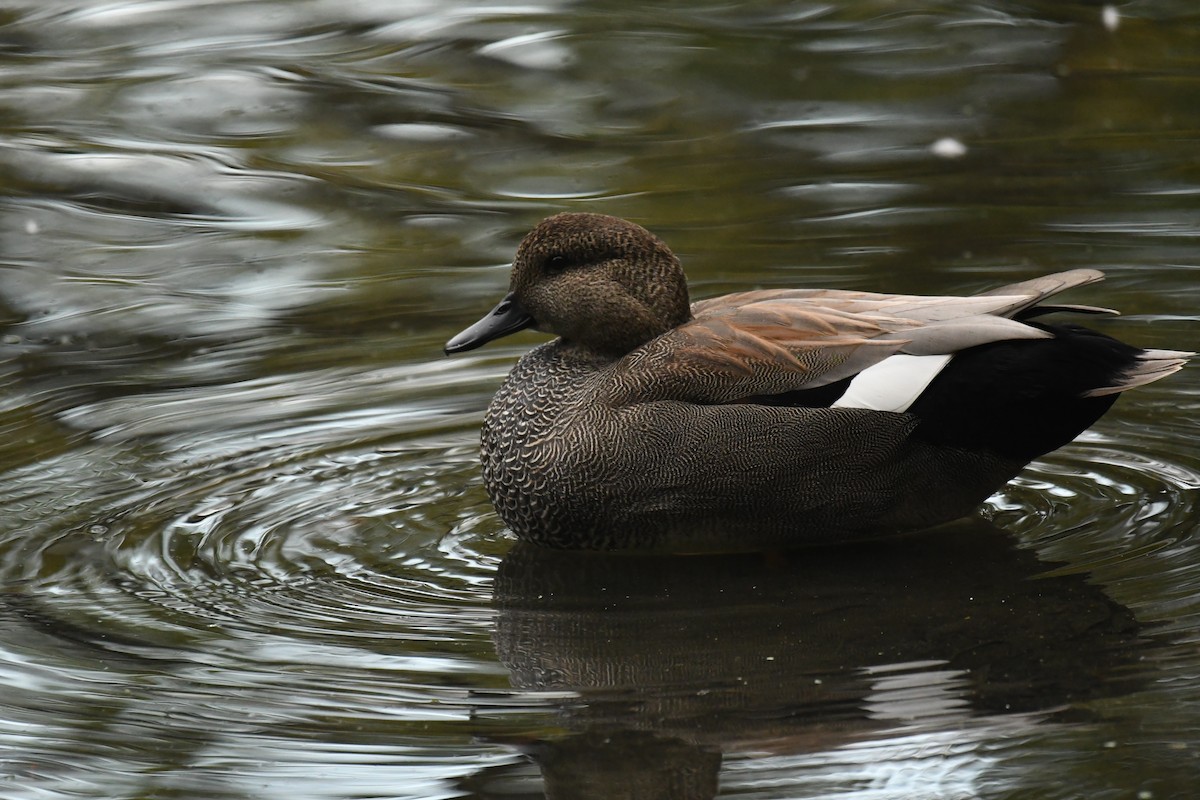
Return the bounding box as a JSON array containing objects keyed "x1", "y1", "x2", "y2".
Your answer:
[{"x1": 1, "y1": 1, "x2": 1199, "y2": 797}]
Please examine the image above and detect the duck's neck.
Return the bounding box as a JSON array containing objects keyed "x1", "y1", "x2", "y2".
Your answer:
[
  {"x1": 553, "y1": 338, "x2": 631, "y2": 365},
  {"x1": 558, "y1": 311, "x2": 694, "y2": 362}
]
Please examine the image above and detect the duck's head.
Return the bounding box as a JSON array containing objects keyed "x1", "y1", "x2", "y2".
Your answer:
[{"x1": 445, "y1": 213, "x2": 692, "y2": 358}]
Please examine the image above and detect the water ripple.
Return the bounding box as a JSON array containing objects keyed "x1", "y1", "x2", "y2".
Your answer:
[{"x1": 989, "y1": 430, "x2": 1200, "y2": 634}]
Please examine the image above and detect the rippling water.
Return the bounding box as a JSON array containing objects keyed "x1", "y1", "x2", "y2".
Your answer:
[{"x1": 1, "y1": 1, "x2": 1199, "y2": 798}]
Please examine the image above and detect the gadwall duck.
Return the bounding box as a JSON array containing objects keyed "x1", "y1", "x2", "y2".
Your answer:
[{"x1": 446, "y1": 213, "x2": 1191, "y2": 551}]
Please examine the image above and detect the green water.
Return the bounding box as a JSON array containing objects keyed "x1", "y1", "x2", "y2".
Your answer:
[{"x1": 1, "y1": 1, "x2": 1198, "y2": 797}]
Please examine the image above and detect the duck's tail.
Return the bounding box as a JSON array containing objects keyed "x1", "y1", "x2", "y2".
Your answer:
[
  {"x1": 907, "y1": 322, "x2": 1190, "y2": 461},
  {"x1": 1086, "y1": 348, "x2": 1194, "y2": 397},
  {"x1": 977, "y1": 269, "x2": 1194, "y2": 396},
  {"x1": 976, "y1": 268, "x2": 1111, "y2": 319}
]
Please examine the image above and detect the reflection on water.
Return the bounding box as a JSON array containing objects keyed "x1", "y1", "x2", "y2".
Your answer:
[
  {"x1": 1, "y1": 0, "x2": 1199, "y2": 798},
  {"x1": 488, "y1": 522, "x2": 1143, "y2": 799}
]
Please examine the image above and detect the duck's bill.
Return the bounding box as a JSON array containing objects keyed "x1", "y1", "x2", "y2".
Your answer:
[{"x1": 444, "y1": 292, "x2": 536, "y2": 354}]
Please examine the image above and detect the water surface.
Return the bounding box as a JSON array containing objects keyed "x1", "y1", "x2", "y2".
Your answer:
[{"x1": 1, "y1": 1, "x2": 1199, "y2": 797}]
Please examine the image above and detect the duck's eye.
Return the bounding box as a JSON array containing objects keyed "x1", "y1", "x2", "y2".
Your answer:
[{"x1": 545, "y1": 253, "x2": 569, "y2": 272}]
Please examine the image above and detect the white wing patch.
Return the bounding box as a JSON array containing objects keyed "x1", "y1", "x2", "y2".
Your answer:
[{"x1": 831, "y1": 354, "x2": 953, "y2": 412}]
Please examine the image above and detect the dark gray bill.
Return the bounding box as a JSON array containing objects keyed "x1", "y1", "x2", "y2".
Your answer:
[{"x1": 444, "y1": 292, "x2": 535, "y2": 354}]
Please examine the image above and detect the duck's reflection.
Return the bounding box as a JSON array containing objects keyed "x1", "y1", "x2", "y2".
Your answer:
[{"x1": 477, "y1": 519, "x2": 1144, "y2": 799}]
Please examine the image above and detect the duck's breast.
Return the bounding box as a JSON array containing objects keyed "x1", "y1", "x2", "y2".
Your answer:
[{"x1": 480, "y1": 343, "x2": 614, "y2": 540}]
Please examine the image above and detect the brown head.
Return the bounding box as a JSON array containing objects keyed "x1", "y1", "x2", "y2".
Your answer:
[{"x1": 446, "y1": 213, "x2": 692, "y2": 358}]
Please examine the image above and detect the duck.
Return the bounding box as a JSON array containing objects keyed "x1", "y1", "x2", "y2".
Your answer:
[{"x1": 445, "y1": 212, "x2": 1192, "y2": 551}]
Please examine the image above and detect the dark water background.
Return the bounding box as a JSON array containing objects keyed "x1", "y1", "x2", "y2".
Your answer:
[{"x1": 1, "y1": 1, "x2": 1199, "y2": 797}]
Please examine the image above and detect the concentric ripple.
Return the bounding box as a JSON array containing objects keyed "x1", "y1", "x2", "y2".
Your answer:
[{"x1": 0, "y1": 349, "x2": 526, "y2": 798}]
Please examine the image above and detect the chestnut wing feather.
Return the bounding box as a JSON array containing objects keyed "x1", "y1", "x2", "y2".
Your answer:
[{"x1": 600, "y1": 271, "x2": 1101, "y2": 408}]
